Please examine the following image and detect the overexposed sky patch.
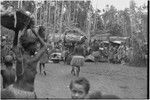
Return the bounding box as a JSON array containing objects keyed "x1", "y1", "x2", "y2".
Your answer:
[{"x1": 91, "y1": 0, "x2": 147, "y2": 10}]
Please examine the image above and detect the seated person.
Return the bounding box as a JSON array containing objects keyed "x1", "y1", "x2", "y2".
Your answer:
[{"x1": 69, "y1": 77, "x2": 90, "y2": 99}]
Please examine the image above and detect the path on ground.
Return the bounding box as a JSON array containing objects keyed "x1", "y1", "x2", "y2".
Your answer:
[{"x1": 35, "y1": 62, "x2": 147, "y2": 99}]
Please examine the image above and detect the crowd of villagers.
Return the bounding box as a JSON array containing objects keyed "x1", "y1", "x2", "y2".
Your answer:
[
  {"x1": 0, "y1": 5, "x2": 51, "y2": 98},
  {"x1": 0, "y1": 4, "x2": 89, "y2": 99},
  {"x1": 0, "y1": 4, "x2": 147, "y2": 99}
]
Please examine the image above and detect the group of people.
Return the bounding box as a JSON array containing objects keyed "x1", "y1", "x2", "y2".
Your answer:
[
  {"x1": 1, "y1": 5, "x2": 121, "y2": 99},
  {"x1": 1, "y1": 6, "x2": 49, "y2": 98},
  {"x1": 65, "y1": 40, "x2": 120, "y2": 99},
  {"x1": 89, "y1": 39, "x2": 130, "y2": 64}
]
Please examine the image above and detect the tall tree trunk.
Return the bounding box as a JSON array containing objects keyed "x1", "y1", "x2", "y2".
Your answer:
[
  {"x1": 87, "y1": 10, "x2": 91, "y2": 46},
  {"x1": 40, "y1": 8, "x2": 42, "y2": 25},
  {"x1": 47, "y1": 2, "x2": 50, "y2": 27},
  {"x1": 18, "y1": 0, "x2": 22, "y2": 9},
  {"x1": 45, "y1": 1, "x2": 48, "y2": 32},
  {"x1": 93, "y1": 13, "x2": 97, "y2": 31},
  {"x1": 68, "y1": 1, "x2": 71, "y2": 24},
  {"x1": 49, "y1": 1, "x2": 51, "y2": 27},
  {"x1": 54, "y1": 0, "x2": 57, "y2": 33},
  {"x1": 58, "y1": 1, "x2": 63, "y2": 34},
  {"x1": 34, "y1": 1, "x2": 37, "y2": 26}
]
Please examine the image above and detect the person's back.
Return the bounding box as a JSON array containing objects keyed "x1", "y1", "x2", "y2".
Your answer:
[
  {"x1": 71, "y1": 44, "x2": 85, "y2": 76},
  {"x1": 73, "y1": 44, "x2": 85, "y2": 56}
]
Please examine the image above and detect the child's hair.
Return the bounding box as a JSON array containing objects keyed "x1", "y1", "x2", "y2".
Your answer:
[
  {"x1": 88, "y1": 91, "x2": 102, "y2": 99},
  {"x1": 69, "y1": 77, "x2": 90, "y2": 94}
]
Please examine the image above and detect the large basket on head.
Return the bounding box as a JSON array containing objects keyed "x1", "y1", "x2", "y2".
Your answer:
[
  {"x1": 16, "y1": 10, "x2": 34, "y2": 30},
  {"x1": 1, "y1": 10, "x2": 31, "y2": 31}
]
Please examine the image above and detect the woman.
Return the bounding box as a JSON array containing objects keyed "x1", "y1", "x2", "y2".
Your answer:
[
  {"x1": 70, "y1": 42, "x2": 85, "y2": 77},
  {"x1": 39, "y1": 41, "x2": 48, "y2": 75},
  {"x1": 38, "y1": 26, "x2": 48, "y2": 75},
  {"x1": 1, "y1": 26, "x2": 47, "y2": 99}
]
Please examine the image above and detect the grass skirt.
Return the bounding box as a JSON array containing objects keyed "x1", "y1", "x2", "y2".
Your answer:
[
  {"x1": 40, "y1": 52, "x2": 48, "y2": 63},
  {"x1": 70, "y1": 55, "x2": 85, "y2": 67}
]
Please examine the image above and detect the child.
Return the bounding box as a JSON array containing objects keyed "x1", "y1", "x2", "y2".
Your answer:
[
  {"x1": 1, "y1": 55, "x2": 16, "y2": 88},
  {"x1": 69, "y1": 77, "x2": 90, "y2": 99}
]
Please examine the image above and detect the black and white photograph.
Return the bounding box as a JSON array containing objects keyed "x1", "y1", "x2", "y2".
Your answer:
[{"x1": 0, "y1": 0, "x2": 148, "y2": 99}]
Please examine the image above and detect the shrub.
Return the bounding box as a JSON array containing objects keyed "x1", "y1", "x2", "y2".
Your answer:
[{"x1": 128, "y1": 36, "x2": 147, "y2": 67}]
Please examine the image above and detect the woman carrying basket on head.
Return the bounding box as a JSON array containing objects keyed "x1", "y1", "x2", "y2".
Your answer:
[{"x1": 70, "y1": 42, "x2": 85, "y2": 77}]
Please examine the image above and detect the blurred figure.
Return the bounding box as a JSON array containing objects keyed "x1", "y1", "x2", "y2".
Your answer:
[
  {"x1": 39, "y1": 41, "x2": 48, "y2": 75},
  {"x1": 38, "y1": 26, "x2": 48, "y2": 75},
  {"x1": 1, "y1": 55, "x2": 16, "y2": 88},
  {"x1": 62, "y1": 48, "x2": 70, "y2": 64},
  {"x1": 70, "y1": 43, "x2": 85, "y2": 77},
  {"x1": 69, "y1": 77, "x2": 90, "y2": 99}
]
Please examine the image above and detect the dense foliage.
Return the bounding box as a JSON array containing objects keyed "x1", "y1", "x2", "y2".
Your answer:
[{"x1": 1, "y1": 0, "x2": 147, "y2": 66}]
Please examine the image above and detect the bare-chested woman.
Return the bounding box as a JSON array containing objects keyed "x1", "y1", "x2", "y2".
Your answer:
[{"x1": 1, "y1": 25, "x2": 47, "y2": 98}]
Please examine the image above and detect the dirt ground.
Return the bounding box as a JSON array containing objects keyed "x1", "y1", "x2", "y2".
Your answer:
[{"x1": 34, "y1": 62, "x2": 147, "y2": 99}]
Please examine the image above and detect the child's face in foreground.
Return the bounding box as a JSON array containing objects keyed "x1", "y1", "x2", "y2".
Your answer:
[{"x1": 71, "y1": 83, "x2": 87, "y2": 99}]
